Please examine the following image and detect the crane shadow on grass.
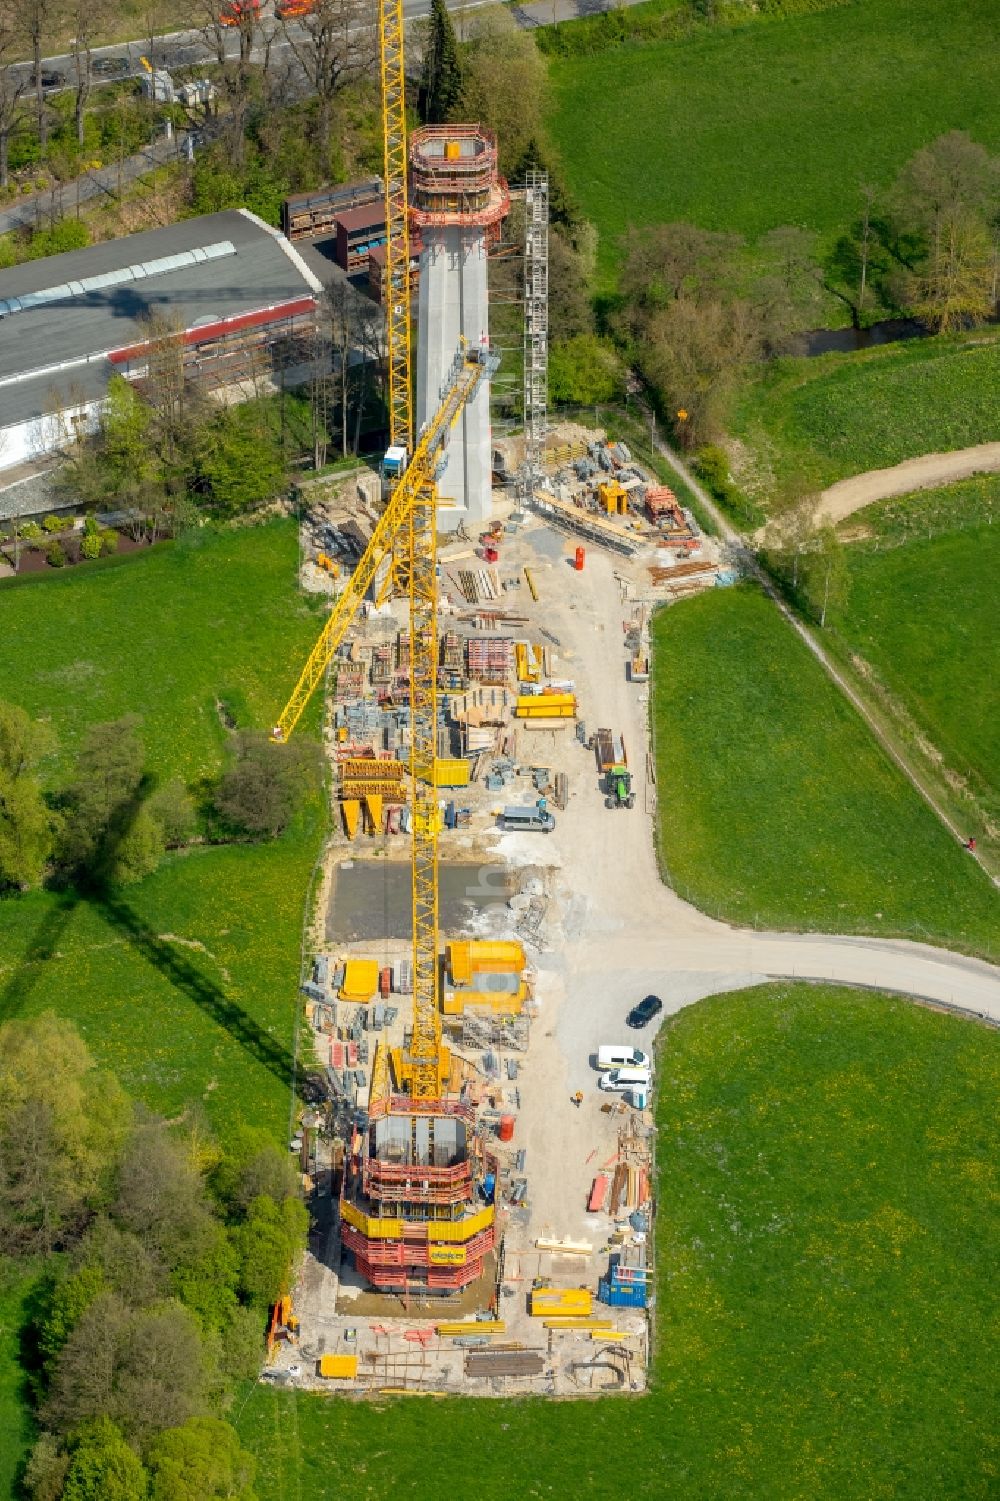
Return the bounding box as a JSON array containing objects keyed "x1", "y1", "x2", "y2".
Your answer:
[
  {"x1": 1, "y1": 780, "x2": 301, "y2": 1096},
  {"x1": 95, "y1": 889, "x2": 298, "y2": 1091}
]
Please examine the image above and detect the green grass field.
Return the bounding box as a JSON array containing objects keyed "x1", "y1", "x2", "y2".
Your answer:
[
  {"x1": 649, "y1": 584, "x2": 998, "y2": 952},
  {"x1": 236, "y1": 982, "x2": 1000, "y2": 1501},
  {"x1": 0, "y1": 521, "x2": 323, "y2": 788},
  {"x1": 730, "y1": 334, "x2": 1000, "y2": 496},
  {"x1": 831, "y1": 478, "x2": 1000, "y2": 809},
  {"x1": 545, "y1": 0, "x2": 1000, "y2": 280},
  {"x1": 0, "y1": 521, "x2": 326, "y2": 1139}
]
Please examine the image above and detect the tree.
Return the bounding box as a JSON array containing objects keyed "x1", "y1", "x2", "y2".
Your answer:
[
  {"x1": 45, "y1": 1295, "x2": 213, "y2": 1444},
  {"x1": 57, "y1": 716, "x2": 151, "y2": 884},
  {"x1": 549, "y1": 335, "x2": 622, "y2": 406},
  {"x1": 795, "y1": 523, "x2": 849, "y2": 627},
  {"x1": 214, "y1": 733, "x2": 317, "y2": 839},
  {"x1": 0, "y1": 765, "x2": 54, "y2": 889},
  {"x1": 0, "y1": 699, "x2": 55, "y2": 890},
  {"x1": 23, "y1": 0, "x2": 60, "y2": 151},
  {"x1": 23, "y1": 1431, "x2": 71, "y2": 1501},
  {"x1": 457, "y1": 9, "x2": 545, "y2": 174},
  {"x1": 235, "y1": 1194, "x2": 308, "y2": 1308},
  {"x1": 61, "y1": 1417, "x2": 149, "y2": 1501},
  {"x1": 281, "y1": 0, "x2": 371, "y2": 172},
  {"x1": 194, "y1": 405, "x2": 286, "y2": 516},
  {"x1": 0, "y1": 1013, "x2": 129, "y2": 1257},
  {"x1": 420, "y1": 0, "x2": 463, "y2": 124},
  {"x1": 146, "y1": 780, "x2": 195, "y2": 848},
  {"x1": 642, "y1": 293, "x2": 761, "y2": 446},
  {"x1": 114, "y1": 1120, "x2": 216, "y2": 1267},
  {"x1": 67, "y1": 0, "x2": 114, "y2": 147},
  {"x1": 889, "y1": 132, "x2": 1000, "y2": 328},
  {"x1": 146, "y1": 1416, "x2": 256, "y2": 1501},
  {"x1": 909, "y1": 216, "x2": 995, "y2": 332},
  {"x1": 212, "y1": 1127, "x2": 298, "y2": 1215},
  {"x1": 0, "y1": 699, "x2": 55, "y2": 780},
  {"x1": 0, "y1": 15, "x2": 29, "y2": 192}
]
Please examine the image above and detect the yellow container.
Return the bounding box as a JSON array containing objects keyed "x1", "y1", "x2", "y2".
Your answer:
[
  {"x1": 340, "y1": 958, "x2": 380, "y2": 1002},
  {"x1": 448, "y1": 940, "x2": 526, "y2": 979},
  {"x1": 435, "y1": 758, "x2": 471, "y2": 788},
  {"x1": 445, "y1": 140, "x2": 460, "y2": 160},
  {"x1": 318, "y1": 1354, "x2": 358, "y2": 1380}
]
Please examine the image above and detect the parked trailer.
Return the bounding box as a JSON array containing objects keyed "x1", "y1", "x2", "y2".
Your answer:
[{"x1": 594, "y1": 728, "x2": 627, "y2": 775}]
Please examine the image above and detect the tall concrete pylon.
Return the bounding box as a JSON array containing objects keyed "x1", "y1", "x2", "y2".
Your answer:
[{"x1": 410, "y1": 126, "x2": 509, "y2": 532}]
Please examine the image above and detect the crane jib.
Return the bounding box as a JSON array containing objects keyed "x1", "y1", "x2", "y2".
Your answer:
[{"x1": 270, "y1": 345, "x2": 497, "y2": 744}]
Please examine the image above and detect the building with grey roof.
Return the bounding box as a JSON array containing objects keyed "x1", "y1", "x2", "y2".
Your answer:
[{"x1": 0, "y1": 208, "x2": 321, "y2": 475}]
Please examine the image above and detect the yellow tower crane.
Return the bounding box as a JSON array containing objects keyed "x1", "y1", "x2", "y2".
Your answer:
[{"x1": 272, "y1": 342, "x2": 498, "y2": 1097}]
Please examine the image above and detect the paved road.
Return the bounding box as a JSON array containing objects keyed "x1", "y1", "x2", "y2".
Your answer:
[{"x1": 20, "y1": 0, "x2": 621, "y2": 87}]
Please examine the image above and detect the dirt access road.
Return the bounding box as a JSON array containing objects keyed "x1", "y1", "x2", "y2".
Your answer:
[
  {"x1": 816, "y1": 442, "x2": 1000, "y2": 525},
  {"x1": 482, "y1": 529, "x2": 1000, "y2": 1258}
]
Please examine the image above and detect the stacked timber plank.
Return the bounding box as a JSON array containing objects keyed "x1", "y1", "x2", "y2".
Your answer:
[{"x1": 465, "y1": 1350, "x2": 545, "y2": 1378}]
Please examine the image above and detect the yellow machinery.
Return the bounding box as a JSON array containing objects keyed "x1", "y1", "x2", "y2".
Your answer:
[{"x1": 597, "y1": 480, "x2": 628, "y2": 516}]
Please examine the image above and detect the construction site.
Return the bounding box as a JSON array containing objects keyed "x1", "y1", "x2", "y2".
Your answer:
[{"x1": 261, "y1": 0, "x2": 736, "y2": 1402}]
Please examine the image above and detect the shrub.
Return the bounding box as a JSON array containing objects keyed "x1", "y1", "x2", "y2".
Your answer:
[
  {"x1": 20, "y1": 520, "x2": 42, "y2": 541},
  {"x1": 100, "y1": 530, "x2": 119, "y2": 556},
  {"x1": 83, "y1": 513, "x2": 101, "y2": 537},
  {"x1": 42, "y1": 513, "x2": 71, "y2": 534},
  {"x1": 80, "y1": 534, "x2": 102, "y2": 561},
  {"x1": 45, "y1": 541, "x2": 67, "y2": 568}
]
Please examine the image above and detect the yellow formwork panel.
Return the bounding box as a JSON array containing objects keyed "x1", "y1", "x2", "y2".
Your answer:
[
  {"x1": 318, "y1": 1354, "x2": 358, "y2": 1379},
  {"x1": 342, "y1": 799, "x2": 360, "y2": 839},
  {"x1": 530, "y1": 1287, "x2": 593, "y2": 1317},
  {"x1": 436, "y1": 1320, "x2": 506, "y2": 1336},
  {"x1": 430, "y1": 1206, "x2": 495, "y2": 1241},
  {"x1": 543, "y1": 1318, "x2": 612, "y2": 1331},
  {"x1": 340, "y1": 958, "x2": 380, "y2": 1002},
  {"x1": 365, "y1": 793, "x2": 383, "y2": 832},
  {"x1": 515, "y1": 694, "x2": 576, "y2": 719},
  {"x1": 340, "y1": 1202, "x2": 403, "y2": 1238}
]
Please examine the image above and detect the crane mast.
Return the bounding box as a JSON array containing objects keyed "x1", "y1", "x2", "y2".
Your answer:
[{"x1": 378, "y1": 0, "x2": 412, "y2": 450}]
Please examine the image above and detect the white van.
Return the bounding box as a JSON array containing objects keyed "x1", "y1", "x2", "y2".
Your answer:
[
  {"x1": 597, "y1": 1045, "x2": 650, "y2": 1071},
  {"x1": 598, "y1": 1065, "x2": 652, "y2": 1093}
]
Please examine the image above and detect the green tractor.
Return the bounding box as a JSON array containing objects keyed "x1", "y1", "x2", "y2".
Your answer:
[{"x1": 605, "y1": 764, "x2": 635, "y2": 810}]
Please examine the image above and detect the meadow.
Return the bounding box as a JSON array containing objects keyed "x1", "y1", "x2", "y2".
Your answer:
[
  {"x1": 0, "y1": 521, "x2": 328, "y2": 1491},
  {"x1": 649, "y1": 583, "x2": 998, "y2": 953},
  {"x1": 237, "y1": 982, "x2": 1000, "y2": 1501},
  {"x1": 544, "y1": 0, "x2": 1000, "y2": 281},
  {"x1": 0, "y1": 520, "x2": 325, "y2": 1139},
  {"x1": 0, "y1": 520, "x2": 324, "y2": 787},
  {"x1": 730, "y1": 333, "x2": 1000, "y2": 497},
  {"x1": 831, "y1": 478, "x2": 1000, "y2": 815}
]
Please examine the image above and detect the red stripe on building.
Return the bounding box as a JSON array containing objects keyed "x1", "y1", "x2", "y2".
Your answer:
[{"x1": 108, "y1": 296, "x2": 317, "y2": 365}]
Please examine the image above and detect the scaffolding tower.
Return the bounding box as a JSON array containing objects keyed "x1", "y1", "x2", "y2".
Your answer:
[{"x1": 522, "y1": 168, "x2": 549, "y2": 495}]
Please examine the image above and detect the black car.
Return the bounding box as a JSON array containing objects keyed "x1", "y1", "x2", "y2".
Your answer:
[
  {"x1": 29, "y1": 68, "x2": 65, "y2": 89},
  {"x1": 92, "y1": 55, "x2": 130, "y2": 77},
  {"x1": 626, "y1": 994, "x2": 663, "y2": 1029}
]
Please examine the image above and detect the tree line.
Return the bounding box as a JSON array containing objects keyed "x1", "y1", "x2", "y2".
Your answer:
[
  {"x1": 612, "y1": 132, "x2": 1000, "y2": 453},
  {"x1": 1, "y1": 1009, "x2": 305, "y2": 1499},
  {"x1": 0, "y1": 699, "x2": 319, "y2": 896}
]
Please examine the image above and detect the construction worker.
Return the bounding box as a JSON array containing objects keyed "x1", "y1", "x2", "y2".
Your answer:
[
  {"x1": 571, "y1": 1090, "x2": 584, "y2": 1108},
  {"x1": 965, "y1": 836, "x2": 977, "y2": 853}
]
